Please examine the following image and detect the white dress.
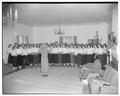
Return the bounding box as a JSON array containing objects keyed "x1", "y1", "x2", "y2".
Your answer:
[
  {"x1": 16, "y1": 48, "x2": 22, "y2": 55},
  {"x1": 7, "y1": 48, "x2": 12, "y2": 54},
  {"x1": 41, "y1": 48, "x2": 50, "y2": 74},
  {"x1": 97, "y1": 48, "x2": 104, "y2": 55},
  {"x1": 11, "y1": 49, "x2": 17, "y2": 56},
  {"x1": 74, "y1": 48, "x2": 78, "y2": 55}
]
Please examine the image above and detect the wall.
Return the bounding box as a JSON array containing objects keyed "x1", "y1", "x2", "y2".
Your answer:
[
  {"x1": 77, "y1": 23, "x2": 108, "y2": 43},
  {"x1": 3, "y1": 23, "x2": 33, "y2": 63},
  {"x1": 111, "y1": 5, "x2": 118, "y2": 59},
  {"x1": 33, "y1": 26, "x2": 59, "y2": 43},
  {"x1": 33, "y1": 22, "x2": 108, "y2": 44},
  {"x1": 106, "y1": 5, "x2": 118, "y2": 60},
  {"x1": 112, "y1": 5, "x2": 118, "y2": 42}
]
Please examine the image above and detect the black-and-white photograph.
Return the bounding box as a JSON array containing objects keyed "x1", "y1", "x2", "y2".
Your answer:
[{"x1": 2, "y1": 2, "x2": 118, "y2": 94}]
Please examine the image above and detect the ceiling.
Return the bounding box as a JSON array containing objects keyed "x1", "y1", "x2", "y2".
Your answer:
[{"x1": 3, "y1": 3, "x2": 115, "y2": 26}]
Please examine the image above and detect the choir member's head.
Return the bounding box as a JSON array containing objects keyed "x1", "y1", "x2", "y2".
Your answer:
[
  {"x1": 78, "y1": 45, "x2": 81, "y2": 48},
  {"x1": 99, "y1": 43, "x2": 103, "y2": 48},
  {"x1": 74, "y1": 43, "x2": 78, "y2": 47},
  {"x1": 51, "y1": 44, "x2": 53, "y2": 47},
  {"x1": 78, "y1": 44, "x2": 81, "y2": 48},
  {"x1": 76, "y1": 44, "x2": 79, "y2": 48},
  {"x1": 92, "y1": 44, "x2": 94, "y2": 48},
  {"x1": 12, "y1": 46, "x2": 17, "y2": 50},
  {"x1": 41, "y1": 43, "x2": 48, "y2": 49},
  {"x1": 17, "y1": 44, "x2": 23, "y2": 49},
  {"x1": 50, "y1": 43, "x2": 53, "y2": 47},
  {"x1": 59, "y1": 43, "x2": 62, "y2": 47},
  {"x1": 81, "y1": 43, "x2": 84, "y2": 46},
  {"x1": 51, "y1": 44, "x2": 54, "y2": 48},
  {"x1": 47, "y1": 43, "x2": 50, "y2": 48},
  {"x1": 88, "y1": 44, "x2": 92, "y2": 48},
  {"x1": 55, "y1": 44, "x2": 57, "y2": 48},
  {"x1": 71, "y1": 44, "x2": 75, "y2": 48},
  {"x1": 76, "y1": 45, "x2": 78, "y2": 48},
  {"x1": 81, "y1": 44, "x2": 84, "y2": 48},
  {"x1": 13, "y1": 43, "x2": 19, "y2": 49},
  {"x1": 74, "y1": 44, "x2": 76, "y2": 48},
  {"x1": 92, "y1": 44, "x2": 95, "y2": 48},
  {"x1": 36, "y1": 44, "x2": 39, "y2": 48},
  {"x1": 77, "y1": 43, "x2": 79, "y2": 46},
  {"x1": 67, "y1": 44, "x2": 70, "y2": 48},
  {"x1": 8, "y1": 44, "x2": 12, "y2": 48},
  {"x1": 63, "y1": 44, "x2": 67, "y2": 48},
  {"x1": 22, "y1": 43, "x2": 25, "y2": 46},
  {"x1": 84, "y1": 44, "x2": 87, "y2": 48},
  {"x1": 25, "y1": 43, "x2": 29, "y2": 49},
  {"x1": 78, "y1": 44, "x2": 80, "y2": 48},
  {"x1": 30, "y1": 43, "x2": 34, "y2": 48},
  {"x1": 95, "y1": 44, "x2": 99, "y2": 48},
  {"x1": 37, "y1": 43, "x2": 41, "y2": 48},
  {"x1": 86, "y1": 44, "x2": 89, "y2": 48},
  {"x1": 80, "y1": 44, "x2": 83, "y2": 48},
  {"x1": 103, "y1": 43, "x2": 107, "y2": 48},
  {"x1": 28, "y1": 44, "x2": 31, "y2": 48},
  {"x1": 74, "y1": 44, "x2": 77, "y2": 48},
  {"x1": 47, "y1": 43, "x2": 49, "y2": 46}
]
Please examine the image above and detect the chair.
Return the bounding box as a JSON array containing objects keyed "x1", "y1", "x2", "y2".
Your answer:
[
  {"x1": 85, "y1": 59, "x2": 104, "y2": 75},
  {"x1": 88, "y1": 65, "x2": 118, "y2": 94}
]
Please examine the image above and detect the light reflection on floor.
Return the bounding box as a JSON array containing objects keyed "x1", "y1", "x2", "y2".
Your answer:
[
  {"x1": 14, "y1": 79, "x2": 33, "y2": 84},
  {"x1": 3, "y1": 67, "x2": 83, "y2": 94}
]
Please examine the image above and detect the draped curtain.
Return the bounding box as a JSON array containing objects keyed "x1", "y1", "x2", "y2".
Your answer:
[
  {"x1": 16, "y1": 35, "x2": 28, "y2": 44},
  {"x1": 59, "y1": 36, "x2": 77, "y2": 44}
]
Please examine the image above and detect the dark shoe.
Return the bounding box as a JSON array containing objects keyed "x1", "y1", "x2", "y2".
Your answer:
[
  {"x1": 42, "y1": 75, "x2": 44, "y2": 77},
  {"x1": 45, "y1": 75, "x2": 48, "y2": 77}
]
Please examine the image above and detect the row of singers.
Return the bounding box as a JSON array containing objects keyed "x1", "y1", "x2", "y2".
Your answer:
[
  {"x1": 7, "y1": 44, "x2": 108, "y2": 70},
  {"x1": 7, "y1": 43, "x2": 107, "y2": 55}
]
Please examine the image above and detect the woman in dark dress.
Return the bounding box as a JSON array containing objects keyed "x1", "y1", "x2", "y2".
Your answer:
[
  {"x1": 32, "y1": 44, "x2": 40, "y2": 67},
  {"x1": 16, "y1": 44, "x2": 25, "y2": 69},
  {"x1": 8, "y1": 52, "x2": 13, "y2": 64},
  {"x1": 65, "y1": 44, "x2": 71, "y2": 67},
  {"x1": 74, "y1": 43, "x2": 78, "y2": 66},
  {"x1": 79, "y1": 45, "x2": 83, "y2": 67},
  {"x1": 69, "y1": 44, "x2": 75, "y2": 67},
  {"x1": 16, "y1": 49, "x2": 23, "y2": 69},
  {"x1": 28, "y1": 45, "x2": 34, "y2": 68},
  {"x1": 75, "y1": 44, "x2": 83, "y2": 68},
  {"x1": 22, "y1": 47, "x2": 29, "y2": 68},
  {"x1": 97, "y1": 44, "x2": 107, "y2": 70},
  {"x1": 61, "y1": 44, "x2": 70, "y2": 66},
  {"x1": 54, "y1": 44, "x2": 59, "y2": 66},
  {"x1": 102, "y1": 43, "x2": 108, "y2": 67},
  {"x1": 82, "y1": 44, "x2": 87, "y2": 65},
  {"x1": 85, "y1": 44, "x2": 89, "y2": 64},
  {"x1": 48, "y1": 44, "x2": 54, "y2": 67},
  {"x1": 38, "y1": 44, "x2": 41, "y2": 67},
  {"x1": 11, "y1": 46, "x2": 18, "y2": 70},
  {"x1": 58, "y1": 43, "x2": 62, "y2": 67},
  {"x1": 7, "y1": 44, "x2": 13, "y2": 65},
  {"x1": 86, "y1": 44, "x2": 94, "y2": 64}
]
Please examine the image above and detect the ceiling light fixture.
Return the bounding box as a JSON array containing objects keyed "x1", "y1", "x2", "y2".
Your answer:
[
  {"x1": 54, "y1": 18, "x2": 65, "y2": 35},
  {"x1": 2, "y1": 4, "x2": 18, "y2": 25}
]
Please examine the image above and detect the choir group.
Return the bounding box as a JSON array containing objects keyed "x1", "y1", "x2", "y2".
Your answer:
[{"x1": 7, "y1": 42, "x2": 108, "y2": 72}]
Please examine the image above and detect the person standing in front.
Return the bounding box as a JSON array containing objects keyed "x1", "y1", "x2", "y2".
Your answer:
[{"x1": 39, "y1": 43, "x2": 51, "y2": 77}]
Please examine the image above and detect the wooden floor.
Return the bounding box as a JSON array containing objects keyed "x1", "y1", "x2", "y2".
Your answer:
[{"x1": 3, "y1": 67, "x2": 83, "y2": 94}]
